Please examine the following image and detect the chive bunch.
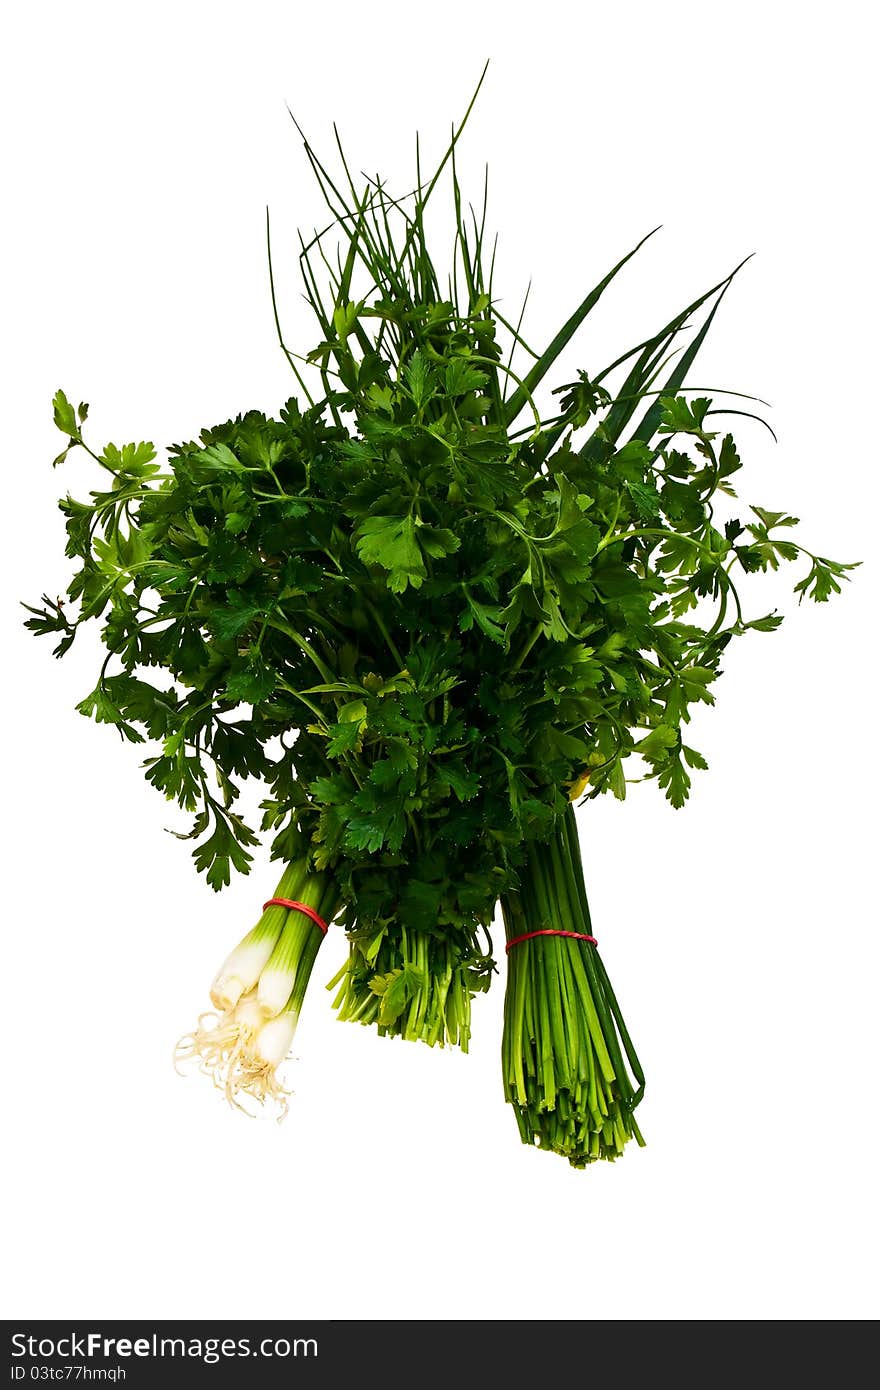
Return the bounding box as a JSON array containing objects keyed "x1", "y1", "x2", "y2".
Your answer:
[{"x1": 502, "y1": 808, "x2": 644, "y2": 1164}]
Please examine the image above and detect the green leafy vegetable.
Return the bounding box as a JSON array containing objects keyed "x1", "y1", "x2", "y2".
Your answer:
[{"x1": 25, "y1": 75, "x2": 853, "y2": 1158}]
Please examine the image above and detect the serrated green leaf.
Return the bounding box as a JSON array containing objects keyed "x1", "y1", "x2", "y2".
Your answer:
[
  {"x1": 417, "y1": 523, "x2": 461, "y2": 559},
  {"x1": 746, "y1": 612, "x2": 784, "y2": 633},
  {"x1": 682, "y1": 745, "x2": 708, "y2": 770},
  {"x1": 658, "y1": 752, "x2": 691, "y2": 807},
  {"x1": 325, "y1": 720, "x2": 363, "y2": 756},
  {"x1": 626, "y1": 479, "x2": 662, "y2": 520},
  {"x1": 445, "y1": 358, "x2": 488, "y2": 397},
  {"x1": 751, "y1": 505, "x2": 799, "y2": 530},
  {"x1": 461, "y1": 592, "x2": 506, "y2": 645},
  {"x1": 102, "y1": 441, "x2": 158, "y2": 478},
  {"x1": 793, "y1": 556, "x2": 859, "y2": 603},
  {"x1": 354, "y1": 514, "x2": 426, "y2": 593},
  {"x1": 635, "y1": 725, "x2": 678, "y2": 758},
  {"x1": 208, "y1": 591, "x2": 267, "y2": 640},
  {"x1": 405, "y1": 349, "x2": 434, "y2": 408},
  {"x1": 224, "y1": 655, "x2": 276, "y2": 704},
  {"x1": 192, "y1": 813, "x2": 256, "y2": 890},
  {"x1": 52, "y1": 389, "x2": 78, "y2": 438},
  {"x1": 436, "y1": 761, "x2": 480, "y2": 801},
  {"x1": 76, "y1": 682, "x2": 144, "y2": 743}
]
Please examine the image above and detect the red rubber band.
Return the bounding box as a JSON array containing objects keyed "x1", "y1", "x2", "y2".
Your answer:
[
  {"x1": 505, "y1": 928, "x2": 598, "y2": 953},
  {"x1": 262, "y1": 898, "x2": 329, "y2": 936}
]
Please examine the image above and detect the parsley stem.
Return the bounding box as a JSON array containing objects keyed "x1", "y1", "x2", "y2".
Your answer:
[
  {"x1": 363, "y1": 598, "x2": 404, "y2": 668},
  {"x1": 598, "y1": 494, "x2": 622, "y2": 549},
  {"x1": 275, "y1": 680, "x2": 329, "y2": 727},
  {"x1": 596, "y1": 526, "x2": 715, "y2": 558},
  {"x1": 510, "y1": 623, "x2": 542, "y2": 673},
  {"x1": 264, "y1": 618, "x2": 336, "y2": 683}
]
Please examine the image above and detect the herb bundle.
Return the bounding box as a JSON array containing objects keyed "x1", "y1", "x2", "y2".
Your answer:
[{"x1": 26, "y1": 77, "x2": 853, "y2": 1163}]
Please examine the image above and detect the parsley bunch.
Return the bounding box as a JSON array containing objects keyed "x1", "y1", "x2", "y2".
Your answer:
[{"x1": 26, "y1": 74, "x2": 853, "y2": 1157}]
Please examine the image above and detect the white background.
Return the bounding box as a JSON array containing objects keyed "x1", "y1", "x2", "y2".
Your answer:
[{"x1": 2, "y1": 1, "x2": 878, "y2": 1322}]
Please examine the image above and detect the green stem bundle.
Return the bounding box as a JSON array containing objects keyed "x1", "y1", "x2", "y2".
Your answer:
[
  {"x1": 327, "y1": 927, "x2": 488, "y2": 1050},
  {"x1": 501, "y1": 806, "x2": 645, "y2": 1165}
]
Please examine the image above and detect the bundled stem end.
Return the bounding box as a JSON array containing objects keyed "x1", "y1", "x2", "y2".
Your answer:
[{"x1": 328, "y1": 926, "x2": 491, "y2": 1051}]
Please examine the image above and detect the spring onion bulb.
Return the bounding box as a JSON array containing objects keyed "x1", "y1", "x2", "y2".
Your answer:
[{"x1": 176, "y1": 858, "x2": 339, "y2": 1113}]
